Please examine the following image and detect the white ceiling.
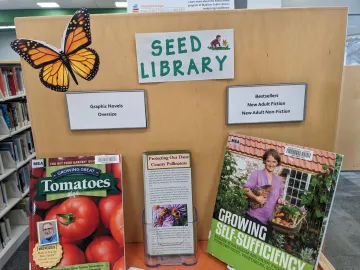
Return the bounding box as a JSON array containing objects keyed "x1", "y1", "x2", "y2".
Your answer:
[{"x1": 0, "y1": 0, "x2": 127, "y2": 9}]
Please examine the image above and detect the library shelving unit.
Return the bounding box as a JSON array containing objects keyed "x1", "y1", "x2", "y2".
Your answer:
[{"x1": 0, "y1": 60, "x2": 35, "y2": 269}]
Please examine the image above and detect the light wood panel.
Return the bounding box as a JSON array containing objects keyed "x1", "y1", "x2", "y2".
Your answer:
[
  {"x1": 335, "y1": 65, "x2": 360, "y2": 170},
  {"x1": 14, "y1": 8, "x2": 347, "y2": 242}
]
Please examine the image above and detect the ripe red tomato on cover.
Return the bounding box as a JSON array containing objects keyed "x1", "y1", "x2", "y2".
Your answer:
[
  {"x1": 99, "y1": 194, "x2": 122, "y2": 228},
  {"x1": 45, "y1": 205, "x2": 78, "y2": 244},
  {"x1": 31, "y1": 167, "x2": 45, "y2": 178},
  {"x1": 111, "y1": 163, "x2": 122, "y2": 191},
  {"x1": 110, "y1": 204, "x2": 124, "y2": 245},
  {"x1": 85, "y1": 236, "x2": 123, "y2": 269},
  {"x1": 54, "y1": 196, "x2": 100, "y2": 240},
  {"x1": 30, "y1": 214, "x2": 42, "y2": 241},
  {"x1": 56, "y1": 244, "x2": 86, "y2": 267},
  {"x1": 91, "y1": 220, "x2": 109, "y2": 240},
  {"x1": 45, "y1": 204, "x2": 61, "y2": 220}
]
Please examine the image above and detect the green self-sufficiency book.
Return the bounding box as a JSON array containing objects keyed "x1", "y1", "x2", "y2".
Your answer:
[{"x1": 207, "y1": 133, "x2": 343, "y2": 270}]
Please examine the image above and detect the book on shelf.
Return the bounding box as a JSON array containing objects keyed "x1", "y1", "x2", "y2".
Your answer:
[
  {"x1": 4, "y1": 217, "x2": 11, "y2": 238},
  {"x1": 0, "y1": 69, "x2": 10, "y2": 98},
  {"x1": 14, "y1": 172, "x2": 23, "y2": 193},
  {"x1": 14, "y1": 198, "x2": 29, "y2": 216},
  {"x1": 0, "y1": 104, "x2": 11, "y2": 131},
  {"x1": 0, "y1": 131, "x2": 34, "y2": 163},
  {"x1": 0, "y1": 183, "x2": 6, "y2": 210},
  {"x1": 0, "y1": 143, "x2": 17, "y2": 162},
  {"x1": 2, "y1": 166, "x2": 29, "y2": 195},
  {"x1": 0, "y1": 67, "x2": 25, "y2": 98},
  {"x1": 7, "y1": 68, "x2": 18, "y2": 97},
  {"x1": 0, "y1": 181, "x2": 8, "y2": 206},
  {"x1": 3, "y1": 176, "x2": 22, "y2": 197},
  {"x1": 25, "y1": 131, "x2": 34, "y2": 154},
  {"x1": 17, "y1": 164, "x2": 30, "y2": 192},
  {"x1": 0, "y1": 69, "x2": 5, "y2": 99},
  {"x1": 207, "y1": 133, "x2": 344, "y2": 270},
  {"x1": 0, "y1": 101, "x2": 30, "y2": 132},
  {"x1": 0, "y1": 221, "x2": 10, "y2": 247},
  {"x1": 0, "y1": 155, "x2": 4, "y2": 175},
  {"x1": 0, "y1": 208, "x2": 28, "y2": 249},
  {"x1": 15, "y1": 68, "x2": 25, "y2": 93}
]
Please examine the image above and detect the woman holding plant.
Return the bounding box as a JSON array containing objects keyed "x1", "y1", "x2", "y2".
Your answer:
[{"x1": 243, "y1": 149, "x2": 285, "y2": 242}]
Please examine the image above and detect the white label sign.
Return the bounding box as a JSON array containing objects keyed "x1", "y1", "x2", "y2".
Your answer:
[
  {"x1": 135, "y1": 29, "x2": 234, "y2": 83},
  {"x1": 95, "y1": 155, "x2": 120, "y2": 164},
  {"x1": 32, "y1": 159, "x2": 44, "y2": 168},
  {"x1": 127, "y1": 0, "x2": 234, "y2": 13},
  {"x1": 227, "y1": 84, "x2": 307, "y2": 124},
  {"x1": 65, "y1": 91, "x2": 148, "y2": 130},
  {"x1": 284, "y1": 146, "x2": 313, "y2": 161}
]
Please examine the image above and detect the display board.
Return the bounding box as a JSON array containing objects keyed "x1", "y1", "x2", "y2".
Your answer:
[
  {"x1": 15, "y1": 8, "x2": 347, "y2": 242},
  {"x1": 336, "y1": 65, "x2": 360, "y2": 170}
]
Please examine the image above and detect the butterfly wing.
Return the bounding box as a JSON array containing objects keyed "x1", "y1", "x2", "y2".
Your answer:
[
  {"x1": 39, "y1": 60, "x2": 70, "y2": 92},
  {"x1": 68, "y1": 48, "x2": 99, "y2": 81},
  {"x1": 10, "y1": 39, "x2": 61, "y2": 69},
  {"x1": 62, "y1": 7, "x2": 92, "y2": 55}
]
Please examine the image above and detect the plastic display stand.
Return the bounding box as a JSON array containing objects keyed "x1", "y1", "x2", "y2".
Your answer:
[{"x1": 142, "y1": 208, "x2": 198, "y2": 267}]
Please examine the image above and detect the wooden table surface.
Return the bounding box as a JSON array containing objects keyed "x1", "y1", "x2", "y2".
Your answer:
[{"x1": 125, "y1": 241, "x2": 334, "y2": 270}]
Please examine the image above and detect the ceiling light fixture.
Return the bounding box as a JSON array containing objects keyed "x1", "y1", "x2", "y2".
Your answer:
[
  {"x1": 37, "y1": 2, "x2": 60, "y2": 8},
  {"x1": 115, "y1": 2, "x2": 127, "y2": 8},
  {"x1": 0, "y1": 26, "x2": 16, "y2": 29}
]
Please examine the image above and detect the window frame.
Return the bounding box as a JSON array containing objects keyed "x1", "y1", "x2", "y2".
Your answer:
[{"x1": 283, "y1": 169, "x2": 312, "y2": 206}]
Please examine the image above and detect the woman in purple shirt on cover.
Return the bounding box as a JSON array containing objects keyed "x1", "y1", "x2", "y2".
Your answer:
[{"x1": 244, "y1": 149, "x2": 284, "y2": 242}]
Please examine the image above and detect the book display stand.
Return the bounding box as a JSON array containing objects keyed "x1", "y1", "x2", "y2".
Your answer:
[
  {"x1": 142, "y1": 208, "x2": 198, "y2": 267},
  {"x1": 15, "y1": 7, "x2": 347, "y2": 270}
]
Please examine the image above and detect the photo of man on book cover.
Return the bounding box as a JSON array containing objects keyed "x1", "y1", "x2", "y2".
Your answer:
[{"x1": 207, "y1": 133, "x2": 343, "y2": 270}]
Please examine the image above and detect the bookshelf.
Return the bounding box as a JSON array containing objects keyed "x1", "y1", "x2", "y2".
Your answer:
[
  {"x1": 0, "y1": 209, "x2": 29, "y2": 269},
  {"x1": 0, "y1": 189, "x2": 29, "y2": 220},
  {"x1": 0, "y1": 61, "x2": 34, "y2": 268},
  {"x1": 0, "y1": 61, "x2": 21, "y2": 65},
  {"x1": 3, "y1": 92, "x2": 26, "y2": 101},
  {"x1": 0, "y1": 224, "x2": 28, "y2": 269}
]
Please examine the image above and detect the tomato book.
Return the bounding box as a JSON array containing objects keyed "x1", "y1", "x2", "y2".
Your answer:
[{"x1": 29, "y1": 155, "x2": 125, "y2": 270}]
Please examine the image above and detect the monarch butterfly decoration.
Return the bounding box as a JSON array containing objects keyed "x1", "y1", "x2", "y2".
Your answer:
[{"x1": 10, "y1": 7, "x2": 100, "y2": 92}]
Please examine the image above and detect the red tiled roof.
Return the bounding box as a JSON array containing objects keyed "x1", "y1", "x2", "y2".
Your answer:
[{"x1": 228, "y1": 133, "x2": 336, "y2": 173}]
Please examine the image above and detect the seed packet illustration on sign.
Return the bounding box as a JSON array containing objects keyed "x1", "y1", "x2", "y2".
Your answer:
[
  {"x1": 29, "y1": 155, "x2": 125, "y2": 270},
  {"x1": 207, "y1": 133, "x2": 343, "y2": 270}
]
